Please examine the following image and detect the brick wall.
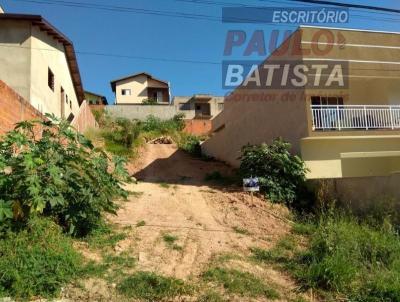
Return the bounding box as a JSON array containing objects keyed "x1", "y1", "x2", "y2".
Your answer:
[
  {"x1": 71, "y1": 100, "x2": 98, "y2": 133},
  {"x1": 184, "y1": 119, "x2": 212, "y2": 136},
  {"x1": 0, "y1": 80, "x2": 44, "y2": 135}
]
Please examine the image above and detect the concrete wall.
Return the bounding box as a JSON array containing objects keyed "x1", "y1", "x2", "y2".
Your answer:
[
  {"x1": 114, "y1": 75, "x2": 169, "y2": 104},
  {"x1": 30, "y1": 25, "x2": 80, "y2": 119},
  {"x1": 106, "y1": 104, "x2": 178, "y2": 120},
  {"x1": 0, "y1": 80, "x2": 44, "y2": 135},
  {"x1": 301, "y1": 135, "x2": 400, "y2": 179},
  {"x1": 0, "y1": 19, "x2": 32, "y2": 101},
  {"x1": 71, "y1": 100, "x2": 98, "y2": 134},
  {"x1": 202, "y1": 90, "x2": 309, "y2": 167}
]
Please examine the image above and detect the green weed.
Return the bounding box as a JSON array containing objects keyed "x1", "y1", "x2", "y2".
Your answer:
[
  {"x1": 0, "y1": 218, "x2": 82, "y2": 299},
  {"x1": 117, "y1": 271, "x2": 193, "y2": 301},
  {"x1": 162, "y1": 233, "x2": 183, "y2": 250},
  {"x1": 202, "y1": 267, "x2": 279, "y2": 299}
]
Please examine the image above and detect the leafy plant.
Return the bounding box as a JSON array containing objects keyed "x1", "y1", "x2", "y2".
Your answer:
[
  {"x1": 0, "y1": 217, "x2": 82, "y2": 299},
  {"x1": 239, "y1": 138, "x2": 308, "y2": 204},
  {"x1": 0, "y1": 114, "x2": 129, "y2": 236},
  {"x1": 178, "y1": 133, "x2": 202, "y2": 156},
  {"x1": 141, "y1": 114, "x2": 185, "y2": 135},
  {"x1": 102, "y1": 117, "x2": 142, "y2": 157}
]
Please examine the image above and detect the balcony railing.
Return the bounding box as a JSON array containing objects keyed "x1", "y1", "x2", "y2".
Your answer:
[{"x1": 311, "y1": 105, "x2": 400, "y2": 131}]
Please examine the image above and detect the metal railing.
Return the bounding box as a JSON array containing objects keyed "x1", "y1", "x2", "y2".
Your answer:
[{"x1": 311, "y1": 105, "x2": 400, "y2": 131}]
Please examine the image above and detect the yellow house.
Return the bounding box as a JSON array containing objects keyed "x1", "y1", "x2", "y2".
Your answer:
[
  {"x1": 202, "y1": 25, "x2": 400, "y2": 198},
  {"x1": 110, "y1": 72, "x2": 170, "y2": 104},
  {"x1": 0, "y1": 13, "x2": 84, "y2": 121}
]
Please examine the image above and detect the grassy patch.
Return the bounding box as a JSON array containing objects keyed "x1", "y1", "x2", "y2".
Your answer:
[
  {"x1": 202, "y1": 267, "x2": 279, "y2": 299},
  {"x1": 83, "y1": 251, "x2": 136, "y2": 283},
  {"x1": 232, "y1": 226, "x2": 251, "y2": 235},
  {"x1": 197, "y1": 290, "x2": 225, "y2": 302},
  {"x1": 85, "y1": 223, "x2": 127, "y2": 250},
  {"x1": 159, "y1": 182, "x2": 170, "y2": 188},
  {"x1": 0, "y1": 218, "x2": 82, "y2": 299},
  {"x1": 162, "y1": 233, "x2": 183, "y2": 251},
  {"x1": 117, "y1": 271, "x2": 193, "y2": 300},
  {"x1": 255, "y1": 213, "x2": 400, "y2": 301}
]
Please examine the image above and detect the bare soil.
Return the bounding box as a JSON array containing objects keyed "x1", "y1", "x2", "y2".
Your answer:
[{"x1": 68, "y1": 144, "x2": 311, "y2": 301}]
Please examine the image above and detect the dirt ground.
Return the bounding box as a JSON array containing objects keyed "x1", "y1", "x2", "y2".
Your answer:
[
  {"x1": 67, "y1": 143, "x2": 310, "y2": 301},
  {"x1": 117, "y1": 144, "x2": 292, "y2": 278}
]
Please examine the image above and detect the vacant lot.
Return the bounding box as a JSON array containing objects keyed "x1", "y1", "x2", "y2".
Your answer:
[{"x1": 64, "y1": 143, "x2": 310, "y2": 301}]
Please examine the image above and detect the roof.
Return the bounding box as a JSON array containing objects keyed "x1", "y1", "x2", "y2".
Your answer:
[
  {"x1": 110, "y1": 72, "x2": 169, "y2": 92},
  {"x1": 0, "y1": 13, "x2": 85, "y2": 105},
  {"x1": 84, "y1": 90, "x2": 108, "y2": 105}
]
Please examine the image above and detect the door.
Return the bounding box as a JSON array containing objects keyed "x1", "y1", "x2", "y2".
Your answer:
[{"x1": 157, "y1": 91, "x2": 163, "y2": 103}]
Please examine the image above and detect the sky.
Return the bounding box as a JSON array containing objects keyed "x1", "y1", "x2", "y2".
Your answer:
[{"x1": 2, "y1": 0, "x2": 400, "y2": 104}]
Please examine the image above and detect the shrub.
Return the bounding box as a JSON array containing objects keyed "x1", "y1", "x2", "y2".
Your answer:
[
  {"x1": 0, "y1": 217, "x2": 82, "y2": 299},
  {"x1": 117, "y1": 271, "x2": 192, "y2": 301},
  {"x1": 102, "y1": 117, "x2": 142, "y2": 157},
  {"x1": 141, "y1": 114, "x2": 185, "y2": 135},
  {"x1": 0, "y1": 115, "x2": 129, "y2": 236},
  {"x1": 178, "y1": 133, "x2": 202, "y2": 156},
  {"x1": 239, "y1": 138, "x2": 307, "y2": 204}
]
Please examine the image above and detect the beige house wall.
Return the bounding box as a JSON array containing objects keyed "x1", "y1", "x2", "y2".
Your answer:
[
  {"x1": 30, "y1": 25, "x2": 79, "y2": 118},
  {"x1": 0, "y1": 20, "x2": 79, "y2": 119},
  {"x1": 0, "y1": 20, "x2": 32, "y2": 101}
]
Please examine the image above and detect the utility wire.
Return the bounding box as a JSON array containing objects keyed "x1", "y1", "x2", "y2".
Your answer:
[
  {"x1": 2, "y1": 44, "x2": 400, "y2": 75},
  {"x1": 15, "y1": 0, "x2": 400, "y2": 24},
  {"x1": 283, "y1": 0, "x2": 400, "y2": 15}
]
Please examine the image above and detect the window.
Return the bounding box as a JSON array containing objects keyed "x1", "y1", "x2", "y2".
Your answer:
[
  {"x1": 70, "y1": 101, "x2": 72, "y2": 110},
  {"x1": 48, "y1": 68, "x2": 54, "y2": 91},
  {"x1": 311, "y1": 96, "x2": 343, "y2": 106},
  {"x1": 121, "y1": 89, "x2": 131, "y2": 96},
  {"x1": 66, "y1": 94, "x2": 69, "y2": 104}
]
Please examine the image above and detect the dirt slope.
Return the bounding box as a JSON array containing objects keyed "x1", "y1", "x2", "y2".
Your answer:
[{"x1": 103, "y1": 144, "x2": 306, "y2": 301}]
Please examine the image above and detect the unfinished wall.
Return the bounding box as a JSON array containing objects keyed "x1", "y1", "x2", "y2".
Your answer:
[
  {"x1": 71, "y1": 100, "x2": 98, "y2": 134},
  {"x1": 184, "y1": 119, "x2": 212, "y2": 136},
  {"x1": 0, "y1": 80, "x2": 43, "y2": 135}
]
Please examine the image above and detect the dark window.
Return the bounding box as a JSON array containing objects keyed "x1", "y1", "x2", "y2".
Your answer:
[
  {"x1": 70, "y1": 101, "x2": 72, "y2": 110},
  {"x1": 66, "y1": 94, "x2": 69, "y2": 104},
  {"x1": 311, "y1": 96, "x2": 343, "y2": 106},
  {"x1": 48, "y1": 68, "x2": 54, "y2": 91},
  {"x1": 121, "y1": 89, "x2": 131, "y2": 96}
]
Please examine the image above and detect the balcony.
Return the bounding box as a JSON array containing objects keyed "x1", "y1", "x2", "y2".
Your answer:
[{"x1": 311, "y1": 105, "x2": 400, "y2": 131}]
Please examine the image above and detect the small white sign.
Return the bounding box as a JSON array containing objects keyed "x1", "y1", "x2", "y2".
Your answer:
[{"x1": 243, "y1": 177, "x2": 260, "y2": 192}]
